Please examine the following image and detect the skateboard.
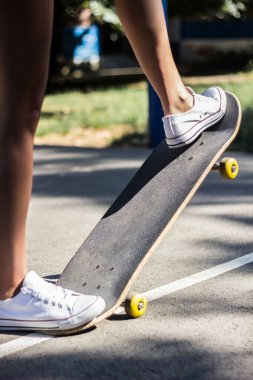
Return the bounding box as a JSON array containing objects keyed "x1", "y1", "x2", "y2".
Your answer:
[{"x1": 56, "y1": 91, "x2": 241, "y2": 335}]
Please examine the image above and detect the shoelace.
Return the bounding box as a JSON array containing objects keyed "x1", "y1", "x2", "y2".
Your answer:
[
  {"x1": 21, "y1": 284, "x2": 75, "y2": 313},
  {"x1": 195, "y1": 94, "x2": 218, "y2": 108}
]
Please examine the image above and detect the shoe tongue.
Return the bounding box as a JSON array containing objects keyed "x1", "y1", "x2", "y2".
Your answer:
[{"x1": 22, "y1": 271, "x2": 51, "y2": 291}]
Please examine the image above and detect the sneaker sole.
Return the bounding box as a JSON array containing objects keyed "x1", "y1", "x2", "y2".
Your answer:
[{"x1": 0, "y1": 297, "x2": 105, "y2": 332}]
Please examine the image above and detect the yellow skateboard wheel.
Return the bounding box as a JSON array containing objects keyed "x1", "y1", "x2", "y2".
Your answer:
[
  {"x1": 219, "y1": 157, "x2": 239, "y2": 180},
  {"x1": 125, "y1": 293, "x2": 147, "y2": 318}
]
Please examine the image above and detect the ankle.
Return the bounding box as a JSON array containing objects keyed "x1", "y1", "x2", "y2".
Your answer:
[
  {"x1": 0, "y1": 278, "x2": 24, "y2": 301},
  {"x1": 164, "y1": 91, "x2": 194, "y2": 116}
]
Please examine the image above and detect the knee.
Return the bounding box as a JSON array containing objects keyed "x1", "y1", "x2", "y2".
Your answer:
[
  {"x1": 25, "y1": 107, "x2": 42, "y2": 136},
  {"x1": 0, "y1": 73, "x2": 46, "y2": 140},
  {"x1": 0, "y1": 99, "x2": 42, "y2": 143},
  {"x1": 26, "y1": 81, "x2": 46, "y2": 135}
]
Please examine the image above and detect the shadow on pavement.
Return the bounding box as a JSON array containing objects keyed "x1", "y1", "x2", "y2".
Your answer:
[
  {"x1": 32, "y1": 145, "x2": 148, "y2": 206},
  {"x1": 1, "y1": 336, "x2": 252, "y2": 380},
  {"x1": 32, "y1": 146, "x2": 253, "y2": 208}
]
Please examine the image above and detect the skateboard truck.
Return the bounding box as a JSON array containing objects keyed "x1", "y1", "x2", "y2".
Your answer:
[{"x1": 212, "y1": 157, "x2": 239, "y2": 179}]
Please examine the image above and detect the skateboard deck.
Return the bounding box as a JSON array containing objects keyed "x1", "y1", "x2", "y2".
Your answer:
[{"x1": 57, "y1": 92, "x2": 241, "y2": 335}]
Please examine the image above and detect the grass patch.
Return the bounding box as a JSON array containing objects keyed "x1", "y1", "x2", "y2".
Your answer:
[
  {"x1": 38, "y1": 83, "x2": 148, "y2": 146},
  {"x1": 37, "y1": 73, "x2": 253, "y2": 151}
]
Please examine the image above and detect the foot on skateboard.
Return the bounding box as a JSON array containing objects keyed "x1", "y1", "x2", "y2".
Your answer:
[{"x1": 163, "y1": 86, "x2": 227, "y2": 148}]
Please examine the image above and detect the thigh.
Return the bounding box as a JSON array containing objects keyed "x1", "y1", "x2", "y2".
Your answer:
[{"x1": 0, "y1": 1, "x2": 54, "y2": 118}]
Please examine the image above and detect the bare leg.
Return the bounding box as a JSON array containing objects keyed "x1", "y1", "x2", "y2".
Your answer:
[
  {"x1": 0, "y1": 1, "x2": 54, "y2": 300},
  {"x1": 115, "y1": 0, "x2": 193, "y2": 115}
]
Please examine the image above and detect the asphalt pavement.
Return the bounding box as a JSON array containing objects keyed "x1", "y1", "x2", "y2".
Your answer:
[{"x1": 0, "y1": 146, "x2": 252, "y2": 380}]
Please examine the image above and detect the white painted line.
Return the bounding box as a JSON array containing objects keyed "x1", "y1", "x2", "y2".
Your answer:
[
  {"x1": 114, "y1": 252, "x2": 253, "y2": 314},
  {"x1": 144, "y1": 252, "x2": 253, "y2": 302},
  {"x1": 1, "y1": 253, "x2": 253, "y2": 357},
  {"x1": 0, "y1": 333, "x2": 53, "y2": 360}
]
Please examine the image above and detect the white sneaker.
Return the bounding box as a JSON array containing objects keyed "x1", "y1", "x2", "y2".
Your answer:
[
  {"x1": 0, "y1": 271, "x2": 105, "y2": 332},
  {"x1": 162, "y1": 86, "x2": 227, "y2": 148}
]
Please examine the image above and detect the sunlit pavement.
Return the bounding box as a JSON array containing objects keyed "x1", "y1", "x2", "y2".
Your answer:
[{"x1": 0, "y1": 146, "x2": 252, "y2": 380}]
